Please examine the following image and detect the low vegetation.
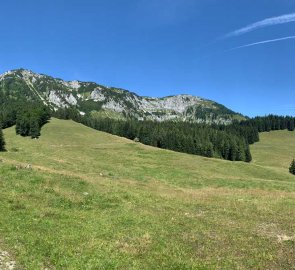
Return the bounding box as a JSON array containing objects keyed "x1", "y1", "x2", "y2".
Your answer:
[{"x1": 0, "y1": 119, "x2": 295, "y2": 269}]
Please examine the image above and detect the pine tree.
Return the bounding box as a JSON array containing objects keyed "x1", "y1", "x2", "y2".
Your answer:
[
  {"x1": 237, "y1": 139, "x2": 246, "y2": 161},
  {"x1": 289, "y1": 159, "x2": 295, "y2": 175},
  {"x1": 0, "y1": 126, "x2": 6, "y2": 151},
  {"x1": 288, "y1": 120, "x2": 295, "y2": 132},
  {"x1": 245, "y1": 145, "x2": 252, "y2": 163},
  {"x1": 229, "y1": 139, "x2": 238, "y2": 161},
  {"x1": 29, "y1": 118, "x2": 40, "y2": 139}
]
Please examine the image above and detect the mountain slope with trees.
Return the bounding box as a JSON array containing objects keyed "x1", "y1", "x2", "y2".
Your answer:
[
  {"x1": 0, "y1": 69, "x2": 294, "y2": 163},
  {"x1": 0, "y1": 69, "x2": 244, "y2": 124}
]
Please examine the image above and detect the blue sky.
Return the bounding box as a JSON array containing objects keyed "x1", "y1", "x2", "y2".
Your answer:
[{"x1": 1, "y1": 0, "x2": 295, "y2": 117}]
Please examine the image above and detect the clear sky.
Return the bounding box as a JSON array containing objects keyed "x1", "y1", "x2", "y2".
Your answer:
[{"x1": 1, "y1": 0, "x2": 295, "y2": 117}]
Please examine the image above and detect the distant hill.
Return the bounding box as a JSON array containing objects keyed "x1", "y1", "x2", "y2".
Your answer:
[{"x1": 0, "y1": 69, "x2": 245, "y2": 124}]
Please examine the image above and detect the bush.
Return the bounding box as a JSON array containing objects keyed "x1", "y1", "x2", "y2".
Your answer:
[{"x1": 289, "y1": 159, "x2": 295, "y2": 175}]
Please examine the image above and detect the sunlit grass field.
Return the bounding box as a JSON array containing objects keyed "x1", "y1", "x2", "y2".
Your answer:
[{"x1": 1, "y1": 118, "x2": 295, "y2": 269}]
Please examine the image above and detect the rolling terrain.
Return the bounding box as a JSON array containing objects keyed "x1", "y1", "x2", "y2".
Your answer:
[{"x1": 0, "y1": 119, "x2": 295, "y2": 269}]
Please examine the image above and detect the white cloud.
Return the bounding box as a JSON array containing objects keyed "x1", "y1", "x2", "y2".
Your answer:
[
  {"x1": 225, "y1": 12, "x2": 295, "y2": 38},
  {"x1": 229, "y1": 35, "x2": 295, "y2": 50}
]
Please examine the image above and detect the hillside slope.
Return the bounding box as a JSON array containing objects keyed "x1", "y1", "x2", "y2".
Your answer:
[
  {"x1": 251, "y1": 130, "x2": 295, "y2": 170},
  {"x1": 0, "y1": 119, "x2": 295, "y2": 269},
  {"x1": 0, "y1": 69, "x2": 244, "y2": 123}
]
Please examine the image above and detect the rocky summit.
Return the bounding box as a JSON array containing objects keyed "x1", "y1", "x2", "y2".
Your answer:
[{"x1": 0, "y1": 69, "x2": 244, "y2": 123}]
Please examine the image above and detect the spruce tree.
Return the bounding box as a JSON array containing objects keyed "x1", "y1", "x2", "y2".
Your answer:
[
  {"x1": 288, "y1": 120, "x2": 295, "y2": 132},
  {"x1": 29, "y1": 118, "x2": 40, "y2": 139},
  {"x1": 229, "y1": 139, "x2": 238, "y2": 161},
  {"x1": 0, "y1": 126, "x2": 6, "y2": 151},
  {"x1": 237, "y1": 139, "x2": 246, "y2": 161},
  {"x1": 289, "y1": 159, "x2": 295, "y2": 175},
  {"x1": 245, "y1": 145, "x2": 252, "y2": 163}
]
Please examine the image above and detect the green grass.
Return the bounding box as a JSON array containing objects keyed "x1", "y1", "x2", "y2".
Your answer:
[
  {"x1": 90, "y1": 109, "x2": 126, "y2": 120},
  {"x1": 1, "y1": 119, "x2": 295, "y2": 269},
  {"x1": 251, "y1": 130, "x2": 295, "y2": 170}
]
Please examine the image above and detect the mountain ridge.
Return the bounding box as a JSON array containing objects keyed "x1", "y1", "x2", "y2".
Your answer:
[{"x1": 0, "y1": 68, "x2": 245, "y2": 123}]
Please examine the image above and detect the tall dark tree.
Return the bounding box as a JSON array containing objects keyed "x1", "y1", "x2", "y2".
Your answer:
[
  {"x1": 245, "y1": 145, "x2": 252, "y2": 163},
  {"x1": 0, "y1": 126, "x2": 5, "y2": 151},
  {"x1": 289, "y1": 159, "x2": 295, "y2": 175},
  {"x1": 29, "y1": 118, "x2": 40, "y2": 139},
  {"x1": 288, "y1": 120, "x2": 295, "y2": 132}
]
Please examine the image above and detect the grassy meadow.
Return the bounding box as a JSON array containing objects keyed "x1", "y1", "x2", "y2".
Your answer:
[{"x1": 0, "y1": 118, "x2": 295, "y2": 269}]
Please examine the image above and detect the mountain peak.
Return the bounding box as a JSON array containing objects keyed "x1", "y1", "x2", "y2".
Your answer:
[{"x1": 0, "y1": 69, "x2": 244, "y2": 123}]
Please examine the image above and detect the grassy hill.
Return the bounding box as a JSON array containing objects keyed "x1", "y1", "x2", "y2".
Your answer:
[
  {"x1": 0, "y1": 118, "x2": 295, "y2": 269},
  {"x1": 251, "y1": 130, "x2": 295, "y2": 170}
]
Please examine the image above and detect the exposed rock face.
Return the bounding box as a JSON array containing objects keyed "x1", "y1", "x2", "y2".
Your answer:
[
  {"x1": 102, "y1": 100, "x2": 125, "y2": 113},
  {"x1": 0, "y1": 69, "x2": 244, "y2": 123},
  {"x1": 63, "y1": 80, "x2": 81, "y2": 90},
  {"x1": 90, "y1": 87, "x2": 106, "y2": 101},
  {"x1": 48, "y1": 91, "x2": 66, "y2": 108},
  {"x1": 48, "y1": 91, "x2": 77, "y2": 108},
  {"x1": 66, "y1": 93, "x2": 78, "y2": 106},
  {"x1": 140, "y1": 95, "x2": 202, "y2": 113}
]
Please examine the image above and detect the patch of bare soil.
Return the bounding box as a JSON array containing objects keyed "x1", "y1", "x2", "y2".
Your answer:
[{"x1": 0, "y1": 250, "x2": 15, "y2": 270}]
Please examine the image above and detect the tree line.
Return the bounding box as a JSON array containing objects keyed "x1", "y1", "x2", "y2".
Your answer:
[{"x1": 247, "y1": 115, "x2": 295, "y2": 132}]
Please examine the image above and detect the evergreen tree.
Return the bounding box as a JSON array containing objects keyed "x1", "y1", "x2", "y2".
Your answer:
[
  {"x1": 289, "y1": 159, "x2": 295, "y2": 175},
  {"x1": 229, "y1": 139, "x2": 238, "y2": 161},
  {"x1": 245, "y1": 145, "x2": 252, "y2": 163},
  {"x1": 0, "y1": 126, "x2": 5, "y2": 151},
  {"x1": 288, "y1": 120, "x2": 295, "y2": 132},
  {"x1": 29, "y1": 118, "x2": 40, "y2": 139},
  {"x1": 237, "y1": 139, "x2": 246, "y2": 161},
  {"x1": 14, "y1": 102, "x2": 50, "y2": 138}
]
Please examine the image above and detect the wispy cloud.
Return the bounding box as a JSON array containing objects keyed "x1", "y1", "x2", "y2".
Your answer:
[
  {"x1": 229, "y1": 35, "x2": 295, "y2": 51},
  {"x1": 225, "y1": 12, "x2": 295, "y2": 38}
]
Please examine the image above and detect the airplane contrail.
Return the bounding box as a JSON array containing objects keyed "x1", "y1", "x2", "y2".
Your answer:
[
  {"x1": 225, "y1": 12, "x2": 295, "y2": 38},
  {"x1": 228, "y1": 35, "x2": 295, "y2": 51}
]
